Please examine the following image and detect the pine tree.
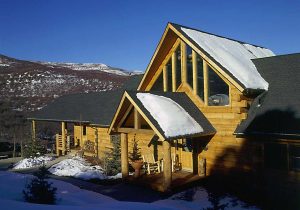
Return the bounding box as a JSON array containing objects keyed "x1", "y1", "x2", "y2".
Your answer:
[
  {"x1": 23, "y1": 139, "x2": 46, "y2": 158},
  {"x1": 129, "y1": 135, "x2": 142, "y2": 162},
  {"x1": 23, "y1": 165, "x2": 57, "y2": 204},
  {"x1": 104, "y1": 135, "x2": 121, "y2": 176}
]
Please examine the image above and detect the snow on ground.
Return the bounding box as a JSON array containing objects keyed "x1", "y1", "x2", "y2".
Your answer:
[
  {"x1": 48, "y1": 156, "x2": 120, "y2": 180},
  {"x1": 0, "y1": 171, "x2": 259, "y2": 210},
  {"x1": 181, "y1": 27, "x2": 275, "y2": 90},
  {"x1": 13, "y1": 156, "x2": 55, "y2": 169},
  {"x1": 137, "y1": 93, "x2": 203, "y2": 138}
]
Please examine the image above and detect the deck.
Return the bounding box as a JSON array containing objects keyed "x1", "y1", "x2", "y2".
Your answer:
[{"x1": 128, "y1": 170, "x2": 204, "y2": 192}]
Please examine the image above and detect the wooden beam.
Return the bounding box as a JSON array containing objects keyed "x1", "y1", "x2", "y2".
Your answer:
[
  {"x1": 163, "y1": 65, "x2": 168, "y2": 92},
  {"x1": 163, "y1": 140, "x2": 172, "y2": 191},
  {"x1": 31, "y1": 120, "x2": 36, "y2": 142},
  {"x1": 121, "y1": 133, "x2": 129, "y2": 179},
  {"x1": 172, "y1": 52, "x2": 177, "y2": 92},
  {"x1": 181, "y1": 40, "x2": 187, "y2": 84},
  {"x1": 192, "y1": 50, "x2": 198, "y2": 95},
  {"x1": 146, "y1": 39, "x2": 180, "y2": 91},
  {"x1": 203, "y1": 60, "x2": 209, "y2": 106},
  {"x1": 117, "y1": 104, "x2": 133, "y2": 129},
  {"x1": 134, "y1": 108, "x2": 141, "y2": 129},
  {"x1": 61, "y1": 122, "x2": 66, "y2": 155},
  {"x1": 117, "y1": 127, "x2": 155, "y2": 135},
  {"x1": 55, "y1": 134, "x2": 59, "y2": 155}
]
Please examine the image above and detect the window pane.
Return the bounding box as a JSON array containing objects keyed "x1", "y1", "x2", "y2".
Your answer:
[
  {"x1": 208, "y1": 66, "x2": 229, "y2": 106},
  {"x1": 166, "y1": 59, "x2": 172, "y2": 92},
  {"x1": 197, "y1": 54, "x2": 204, "y2": 101},
  {"x1": 264, "y1": 143, "x2": 288, "y2": 170},
  {"x1": 290, "y1": 145, "x2": 300, "y2": 171},
  {"x1": 186, "y1": 45, "x2": 193, "y2": 88},
  {"x1": 175, "y1": 45, "x2": 181, "y2": 89},
  {"x1": 151, "y1": 70, "x2": 163, "y2": 91}
]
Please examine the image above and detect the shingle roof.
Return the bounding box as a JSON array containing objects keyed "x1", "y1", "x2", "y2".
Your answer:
[
  {"x1": 29, "y1": 74, "x2": 144, "y2": 126},
  {"x1": 235, "y1": 53, "x2": 300, "y2": 138},
  {"x1": 126, "y1": 91, "x2": 216, "y2": 140}
]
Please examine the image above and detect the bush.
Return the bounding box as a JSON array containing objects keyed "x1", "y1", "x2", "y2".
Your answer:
[
  {"x1": 23, "y1": 140, "x2": 46, "y2": 158},
  {"x1": 23, "y1": 165, "x2": 57, "y2": 204},
  {"x1": 104, "y1": 135, "x2": 121, "y2": 176}
]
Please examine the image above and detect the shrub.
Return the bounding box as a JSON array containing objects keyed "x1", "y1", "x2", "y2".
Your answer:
[{"x1": 23, "y1": 165, "x2": 57, "y2": 204}]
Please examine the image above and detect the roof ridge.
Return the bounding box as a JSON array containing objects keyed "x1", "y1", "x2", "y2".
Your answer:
[
  {"x1": 169, "y1": 22, "x2": 269, "y2": 49},
  {"x1": 252, "y1": 52, "x2": 300, "y2": 61}
]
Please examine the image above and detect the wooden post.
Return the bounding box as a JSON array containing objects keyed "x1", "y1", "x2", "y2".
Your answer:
[
  {"x1": 192, "y1": 50, "x2": 198, "y2": 95},
  {"x1": 163, "y1": 65, "x2": 168, "y2": 92},
  {"x1": 203, "y1": 60, "x2": 209, "y2": 105},
  {"x1": 31, "y1": 120, "x2": 36, "y2": 142},
  {"x1": 172, "y1": 52, "x2": 177, "y2": 92},
  {"x1": 61, "y1": 122, "x2": 66, "y2": 155},
  {"x1": 121, "y1": 133, "x2": 129, "y2": 179},
  {"x1": 134, "y1": 108, "x2": 141, "y2": 129},
  {"x1": 55, "y1": 134, "x2": 59, "y2": 155},
  {"x1": 181, "y1": 41, "x2": 187, "y2": 84},
  {"x1": 163, "y1": 140, "x2": 172, "y2": 191}
]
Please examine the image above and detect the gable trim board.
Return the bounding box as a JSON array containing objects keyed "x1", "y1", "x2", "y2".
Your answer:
[
  {"x1": 138, "y1": 22, "x2": 274, "y2": 94},
  {"x1": 109, "y1": 91, "x2": 216, "y2": 141}
]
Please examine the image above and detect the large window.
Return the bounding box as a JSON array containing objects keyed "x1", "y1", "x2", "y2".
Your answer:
[
  {"x1": 151, "y1": 70, "x2": 163, "y2": 91},
  {"x1": 196, "y1": 54, "x2": 204, "y2": 101},
  {"x1": 175, "y1": 45, "x2": 181, "y2": 89},
  {"x1": 186, "y1": 45, "x2": 193, "y2": 88},
  {"x1": 208, "y1": 66, "x2": 229, "y2": 106},
  {"x1": 166, "y1": 59, "x2": 172, "y2": 91}
]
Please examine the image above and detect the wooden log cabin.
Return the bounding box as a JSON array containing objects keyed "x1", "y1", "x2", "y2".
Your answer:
[{"x1": 29, "y1": 23, "x2": 300, "y2": 192}]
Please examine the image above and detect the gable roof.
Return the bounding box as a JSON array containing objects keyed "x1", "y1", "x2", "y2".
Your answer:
[
  {"x1": 235, "y1": 53, "x2": 300, "y2": 138},
  {"x1": 28, "y1": 74, "x2": 144, "y2": 126},
  {"x1": 138, "y1": 23, "x2": 275, "y2": 92},
  {"x1": 109, "y1": 91, "x2": 216, "y2": 140}
]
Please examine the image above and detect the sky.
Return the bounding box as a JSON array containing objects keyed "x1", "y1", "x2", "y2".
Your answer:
[{"x1": 0, "y1": 0, "x2": 299, "y2": 71}]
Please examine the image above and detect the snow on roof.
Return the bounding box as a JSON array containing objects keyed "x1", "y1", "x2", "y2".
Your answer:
[
  {"x1": 136, "y1": 93, "x2": 203, "y2": 138},
  {"x1": 181, "y1": 27, "x2": 275, "y2": 90}
]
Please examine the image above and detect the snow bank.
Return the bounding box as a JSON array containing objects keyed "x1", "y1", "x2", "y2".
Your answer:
[
  {"x1": 49, "y1": 156, "x2": 110, "y2": 180},
  {"x1": 13, "y1": 156, "x2": 54, "y2": 169},
  {"x1": 181, "y1": 27, "x2": 275, "y2": 90},
  {"x1": 137, "y1": 93, "x2": 203, "y2": 138},
  {"x1": 0, "y1": 171, "x2": 259, "y2": 210}
]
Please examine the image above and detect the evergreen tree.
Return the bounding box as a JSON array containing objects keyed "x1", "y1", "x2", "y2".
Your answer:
[
  {"x1": 104, "y1": 135, "x2": 121, "y2": 176},
  {"x1": 23, "y1": 165, "x2": 57, "y2": 204},
  {"x1": 129, "y1": 135, "x2": 142, "y2": 162},
  {"x1": 23, "y1": 139, "x2": 47, "y2": 158}
]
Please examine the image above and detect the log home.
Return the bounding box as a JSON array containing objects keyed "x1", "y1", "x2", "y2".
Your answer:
[{"x1": 29, "y1": 23, "x2": 300, "y2": 192}]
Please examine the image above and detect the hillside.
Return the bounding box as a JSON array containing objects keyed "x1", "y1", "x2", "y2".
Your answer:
[{"x1": 0, "y1": 54, "x2": 140, "y2": 112}]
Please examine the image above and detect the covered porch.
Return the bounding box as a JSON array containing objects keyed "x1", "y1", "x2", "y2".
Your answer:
[{"x1": 109, "y1": 91, "x2": 216, "y2": 192}]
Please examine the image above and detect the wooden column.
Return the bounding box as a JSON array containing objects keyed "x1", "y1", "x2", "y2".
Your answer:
[
  {"x1": 163, "y1": 140, "x2": 172, "y2": 191},
  {"x1": 172, "y1": 52, "x2": 177, "y2": 92},
  {"x1": 61, "y1": 122, "x2": 66, "y2": 155},
  {"x1": 55, "y1": 134, "x2": 59, "y2": 155},
  {"x1": 121, "y1": 133, "x2": 129, "y2": 179},
  {"x1": 163, "y1": 65, "x2": 168, "y2": 92},
  {"x1": 181, "y1": 41, "x2": 187, "y2": 84},
  {"x1": 31, "y1": 120, "x2": 36, "y2": 141},
  {"x1": 192, "y1": 50, "x2": 198, "y2": 95},
  {"x1": 134, "y1": 108, "x2": 141, "y2": 129},
  {"x1": 203, "y1": 60, "x2": 209, "y2": 105}
]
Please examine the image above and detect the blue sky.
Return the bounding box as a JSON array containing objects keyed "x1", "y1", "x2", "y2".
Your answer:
[{"x1": 0, "y1": 0, "x2": 299, "y2": 71}]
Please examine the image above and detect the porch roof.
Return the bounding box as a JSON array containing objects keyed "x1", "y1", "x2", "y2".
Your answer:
[{"x1": 110, "y1": 91, "x2": 216, "y2": 140}]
